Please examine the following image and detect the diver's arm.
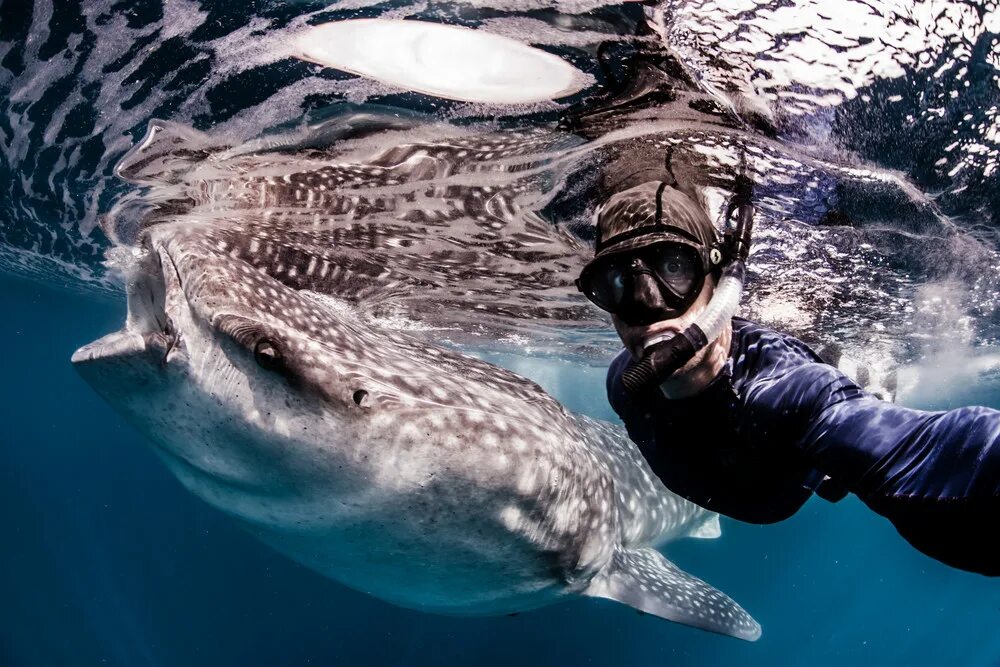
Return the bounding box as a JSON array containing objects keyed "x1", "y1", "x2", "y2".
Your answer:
[
  {"x1": 607, "y1": 347, "x2": 818, "y2": 523},
  {"x1": 773, "y1": 362, "x2": 1000, "y2": 575}
]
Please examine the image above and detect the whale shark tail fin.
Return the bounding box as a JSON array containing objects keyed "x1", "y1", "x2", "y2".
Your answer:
[{"x1": 584, "y1": 546, "x2": 761, "y2": 641}]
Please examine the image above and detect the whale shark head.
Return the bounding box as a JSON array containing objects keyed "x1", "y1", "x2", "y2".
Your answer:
[
  {"x1": 72, "y1": 223, "x2": 378, "y2": 513},
  {"x1": 70, "y1": 218, "x2": 576, "y2": 525}
]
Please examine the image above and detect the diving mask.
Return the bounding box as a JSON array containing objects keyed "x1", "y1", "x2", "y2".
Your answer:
[{"x1": 575, "y1": 240, "x2": 712, "y2": 325}]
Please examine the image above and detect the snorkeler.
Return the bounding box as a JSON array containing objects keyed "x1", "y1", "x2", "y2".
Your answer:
[{"x1": 577, "y1": 176, "x2": 1000, "y2": 576}]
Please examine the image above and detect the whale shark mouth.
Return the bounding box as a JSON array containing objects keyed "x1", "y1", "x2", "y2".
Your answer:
[{"x1": 71, "y1": 241, "x2": 180, "y2": 366}]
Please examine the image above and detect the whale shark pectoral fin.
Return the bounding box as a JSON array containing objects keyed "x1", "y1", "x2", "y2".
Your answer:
[
  {"x1": 115, "y1": 119, "x2": 216, "y2": 185},
  {"x1": 584, "y1": 547, "x2": 761, "y2": 641},
  {"x1": 688, "y1": 513, "x2": 722, "y2": 539}
]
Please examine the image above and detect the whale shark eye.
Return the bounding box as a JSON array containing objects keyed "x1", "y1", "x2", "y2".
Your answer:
[
  {"x1": 352, "y1": 389, "x2": 370, "y2": 408},
  {"x1": 254, "y1": 339, "x2": 283, "y2": 371}
]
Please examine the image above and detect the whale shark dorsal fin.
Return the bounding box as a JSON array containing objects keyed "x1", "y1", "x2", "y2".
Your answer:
[
  {"x1": 688, "y1": 513, "x2": 721, "y2": 539},
  {"x1": 584, "y1": 547, "x2": 761, "y2": 641},
  {"x1": 115, "y1": 119, "x2": 216, "y2": 185}
]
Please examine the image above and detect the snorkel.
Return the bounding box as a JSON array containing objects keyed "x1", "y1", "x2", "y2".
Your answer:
[{"x1": 620, "y1": 175, "x2": 755, "y2": 397}]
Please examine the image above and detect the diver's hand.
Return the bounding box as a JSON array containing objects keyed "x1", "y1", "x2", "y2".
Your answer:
[{"x1": 620, "y1": 333, "x2": 698, "y2": 397}]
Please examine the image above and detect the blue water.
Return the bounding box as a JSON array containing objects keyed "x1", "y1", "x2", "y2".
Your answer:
[{"x1": 3, "y1": 273, "x2": 998, "y2": 666}]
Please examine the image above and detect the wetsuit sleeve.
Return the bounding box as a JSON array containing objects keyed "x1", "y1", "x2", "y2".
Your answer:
[
  {"x1": 765, "y1": 362, "x2": 1000, "y2": 575},
  {"x1": 608, "y1": 342, "x2": 823, "y2": 523}
]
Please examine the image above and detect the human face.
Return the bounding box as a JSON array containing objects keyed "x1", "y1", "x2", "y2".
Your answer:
[
  {"x1": 614, "y1": 274, "x2": 731, "y2": 399},
  {"x1": 612, "y1": 272, "x2": 714, "y2": 358}
]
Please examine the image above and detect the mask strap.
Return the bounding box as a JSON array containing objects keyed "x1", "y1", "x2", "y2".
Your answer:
[{"x1": 654, "y1": 181, "x2": 667, "y2": 227}]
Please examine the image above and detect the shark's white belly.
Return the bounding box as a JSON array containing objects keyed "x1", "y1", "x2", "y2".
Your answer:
[
  {"x1": 94, "y1": 322, "x2": 715, "y2": 617},
  {"x1": 130, "y1": 377, "x2": 600, "y2": 614},
  {"x1": 154, "y1": 426, "x2": 614, "y2": 615}
]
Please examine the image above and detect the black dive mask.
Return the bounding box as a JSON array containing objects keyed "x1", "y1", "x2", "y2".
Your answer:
[{"x1": 576, "y1": 241, "x2": 707, "y2": 326}]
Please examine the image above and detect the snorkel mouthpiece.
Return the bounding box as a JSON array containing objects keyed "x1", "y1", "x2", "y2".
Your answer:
[{"x1": 621, "y1": 326, "x2": 708, "y2": 396}]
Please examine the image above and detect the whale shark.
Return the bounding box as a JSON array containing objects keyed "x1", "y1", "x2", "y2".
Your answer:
[{"x1": 72, "y1": 118, "x2": 761, "y2": 640}]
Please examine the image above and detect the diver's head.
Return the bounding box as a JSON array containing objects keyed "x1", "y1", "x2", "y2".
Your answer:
[
  {"x1": 577, "y1": 180, "x2": 725, "y2": 355},
  {"x1": 577, "y1": 181, "x2": 731, "y2": 397}
]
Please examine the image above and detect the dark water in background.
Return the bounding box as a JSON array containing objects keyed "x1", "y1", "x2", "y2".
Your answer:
[{"x1": 2, "y1": 0, "x2": 1000, "y2": 664}]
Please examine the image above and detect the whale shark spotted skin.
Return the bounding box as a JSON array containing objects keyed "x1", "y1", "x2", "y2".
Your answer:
[{"x1": 72, "y1": 119, "x2": 761, "y2": 640}]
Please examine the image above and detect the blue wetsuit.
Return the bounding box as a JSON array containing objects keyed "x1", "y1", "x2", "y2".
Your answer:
[{"x1": 607, "y1": 317, "x2": 1000, "y2": 576}]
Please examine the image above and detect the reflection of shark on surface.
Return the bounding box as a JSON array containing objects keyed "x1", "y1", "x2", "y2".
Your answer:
[
  {"x1": 73, "y1": 117, "x2": 762, "y2": 640},
  {"x1": 103, "y1": 112, "x2": 598, "y2": 336}
]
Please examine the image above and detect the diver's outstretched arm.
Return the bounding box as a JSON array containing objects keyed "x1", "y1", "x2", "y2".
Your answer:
[{"x1": 781, "y1": 362, "x2": 1000, "y2": 576}]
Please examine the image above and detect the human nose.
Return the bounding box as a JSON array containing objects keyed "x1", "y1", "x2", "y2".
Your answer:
[
  {"x1": 620, "y1": 266, "x2": 670, "y2": 325},
  {"x1": 631, "y1": 269, "x2": 665, "y2": 306}
]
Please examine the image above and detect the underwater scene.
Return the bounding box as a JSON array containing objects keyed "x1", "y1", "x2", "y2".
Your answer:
[{"x1": 1, "y1": 0, "x2": 999, "y2": 664}]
